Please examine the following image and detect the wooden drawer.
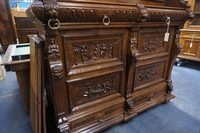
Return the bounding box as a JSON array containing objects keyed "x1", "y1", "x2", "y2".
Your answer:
[
  {"x1": 67, "y1": 71, "x2": 124, "y2": 110},
  {"x1": 180, "y1": 30, "x2": 200, "y2": 38},
  {"x1": 133, "y1": 82, "x2": 166, "y2": 113},
  {"x1": 68, "y1": 97, "x2": 124, "y2": 132},
  {"x1": 133, "y1": 58, "x2": 168, "y2": 91}
]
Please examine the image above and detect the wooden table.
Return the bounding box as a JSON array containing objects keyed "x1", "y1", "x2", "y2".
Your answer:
[{"x1": 2, "y1": 43, "x2": 30, "y2": 111}]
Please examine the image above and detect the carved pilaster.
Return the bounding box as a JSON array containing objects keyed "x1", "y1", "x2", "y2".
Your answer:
[
  {"x1": 124, "y1": 30, "x2": 140, "y2": 120},
  {"x1": 43, "y1": 1, "x2": 70, "y2": 132}
]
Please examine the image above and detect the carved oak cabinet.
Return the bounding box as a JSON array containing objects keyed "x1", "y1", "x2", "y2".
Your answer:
[{"x1": 26, "y1": 0, "x2": 192, "y2": 132}]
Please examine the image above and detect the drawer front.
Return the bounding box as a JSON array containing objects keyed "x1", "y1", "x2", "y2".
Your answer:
[
  {"x1": 133, "y1": 82, "x2": 166, "y2": 107},
  {"x1": 62, "y1": 29, "x2": 128, "y2": 76},
  {"x1": 134, "y1": 59, "x2": 167, "y2": 91},
  {"x1": 181, "y1": 31, "x2": 200, "y2": 38},
  {"x1": 137, "y1": 27, "x2": 174, "y2": 56},
  {"x1": 69, "y1": 98, "x2": 124, "y2": 132},
  {"x1": 67, "y1": 71, "x2": 123, "y2": 107}
]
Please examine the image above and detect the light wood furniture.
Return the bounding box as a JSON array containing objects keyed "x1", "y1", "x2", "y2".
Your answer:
[
  {"x1": 2, "y1": 44, "x2": 30, "y2": 111},
  {"x1": 26, "y1": 0, "x2": 192, "y2": 132},
  {"x1": 178, "y1": 0, "x2": 200, "y2": 64}
]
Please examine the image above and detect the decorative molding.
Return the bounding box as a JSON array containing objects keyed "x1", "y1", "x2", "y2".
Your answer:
[
  {"x1": 138, "y1": 52, "x2": 168, "y2": 61},
  {"x1": 68, "y1": 62, "x2": 123, "y2": 76},
  {"x1": 58, "y1": 7, "x2": 139, "y2": 22}
]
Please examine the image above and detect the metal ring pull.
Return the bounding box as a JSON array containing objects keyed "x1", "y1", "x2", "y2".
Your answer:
[
  {"x1": 103, "y1": 15, "x2": 110, "y2": 26},
  {"x1": 166, "y1": 17, "x2": 170, "y2": 25},
  {"x1": 48, "y1": 18, "x2": 60, "y2": 30}
]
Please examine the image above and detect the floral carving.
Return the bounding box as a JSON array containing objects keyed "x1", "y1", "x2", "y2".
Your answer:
[
  {"x1": 142, "y1": 38, "x2": 163, "y2": 53},
  {"x1": 138, "y1": 67, "x2": 157, "y2": 81}
]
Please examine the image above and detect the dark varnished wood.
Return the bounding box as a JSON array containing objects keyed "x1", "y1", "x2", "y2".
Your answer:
[
  {"x1": 26, "y1": 0, "x2": 192, "y2": 132},
  {"x1": 0, "y1": 0, "x2": 17, "y2": 53},
  {"x1": 14, "y1": 17, "x2": 37, "y2": 43}
]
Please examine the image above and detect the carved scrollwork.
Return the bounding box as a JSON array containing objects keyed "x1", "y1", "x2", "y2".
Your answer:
[
  {"x1": 137, "y1": 4, "x2": 148, "y2": 22},
  {"x1": 51, "y1": 65, "x2": 64, "y2": 80}
]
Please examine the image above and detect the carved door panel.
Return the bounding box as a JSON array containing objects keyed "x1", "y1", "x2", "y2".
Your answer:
[
  {"x1": 61, "y1": 28, "x2": 128, "y2": 132},
  {"x1": 126, "y1": 24, "x2": 176, "y2": 116}
]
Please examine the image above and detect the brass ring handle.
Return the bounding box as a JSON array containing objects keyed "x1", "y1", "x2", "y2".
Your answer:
[
  {"x1": 48, "y1": 18, "x2": 60, "y2": 30},
  {"x1": 103, "y1": 15, "x2": 110, "y2": 26}
]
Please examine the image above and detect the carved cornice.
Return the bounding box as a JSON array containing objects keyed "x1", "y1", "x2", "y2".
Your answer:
[{"x1": 27, "y1": 1, "x2": 191, "y2": 24}]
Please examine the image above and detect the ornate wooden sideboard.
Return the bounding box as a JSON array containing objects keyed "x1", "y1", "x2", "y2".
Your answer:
[{"x1": 26, "y1": 0, "x2": 193, "y2": 132}]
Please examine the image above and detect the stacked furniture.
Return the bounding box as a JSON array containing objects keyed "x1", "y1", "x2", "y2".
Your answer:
[
  {"x1": 26, "y1": 0, "x2": 193, "y2": 132},
  {"x1": 178, "y1": 0, "x2": 200, "y2": 65}
]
